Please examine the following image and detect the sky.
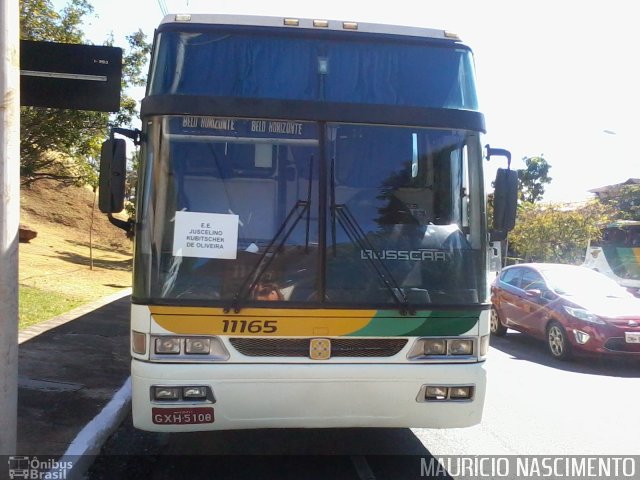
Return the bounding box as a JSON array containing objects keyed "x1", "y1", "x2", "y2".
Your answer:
[{"x1": 53, "y1": 0, "x2": 639, "y2": 204}]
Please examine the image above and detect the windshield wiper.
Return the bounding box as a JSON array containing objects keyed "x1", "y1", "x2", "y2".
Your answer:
[
  {"x1": 225, "y1": 200, "x2": 310, "y2": 313},
  {"x1": 332, "y1": 203, "x2": 415, "y2": 316}
]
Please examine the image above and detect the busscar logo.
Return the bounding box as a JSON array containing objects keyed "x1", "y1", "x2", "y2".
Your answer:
[
  {"x1": 361, "y1": 249, "x2": 452, "y2": 262},
  {"x1": 7, "y1": 456, "x2": 73, "y2": 480}
]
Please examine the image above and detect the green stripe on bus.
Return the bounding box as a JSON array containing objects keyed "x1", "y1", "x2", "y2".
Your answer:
[{"x1": 348, "y1": 311, "x2": 479, "y2": 336}]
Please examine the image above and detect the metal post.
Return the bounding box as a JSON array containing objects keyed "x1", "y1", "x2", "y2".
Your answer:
[{"x1": 0, "y1": 0, "x2": 20, "y2": 456}]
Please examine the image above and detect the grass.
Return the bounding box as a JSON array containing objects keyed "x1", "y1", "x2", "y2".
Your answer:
[
  {"x1": 19, "y1": 179, "x2": 133, "y2": 329},
  {"x1": 19, "y1": 285, "x2": 84, "y2": 329}
]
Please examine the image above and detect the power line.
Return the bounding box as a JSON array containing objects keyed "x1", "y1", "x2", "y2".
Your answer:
[{"x1": 157, "y1": 0, "x2": 168, "y2": 15}]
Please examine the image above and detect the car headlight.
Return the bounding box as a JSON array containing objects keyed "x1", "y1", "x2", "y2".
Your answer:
[{"x1": 563, "y1": 306, "x2": 605, "y2": 325}]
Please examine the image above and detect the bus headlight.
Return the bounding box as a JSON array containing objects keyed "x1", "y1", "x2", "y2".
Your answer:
[
  {"x1": 150, "y1": 336, "x2": 230, "y2": 361},
  {"x1": 155, "y1": 337, "x2": 181, "y2": 354},
  {"x1": 423, "y1": 339, "x2": 447, "y2": 355},
  {"x1": 407, "y1": 337, "x2": 476, "y2": 361},
  {"x1": 448, "y1": 339, "x2": 473, "y2": 355},
  {"x1": 186, "y1": 338, "x2": 211, "y2": 354}
]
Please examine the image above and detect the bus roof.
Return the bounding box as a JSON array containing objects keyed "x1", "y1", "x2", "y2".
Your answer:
[{"x1": 159, "y1": 14, "x2": 462, "y2": 43}]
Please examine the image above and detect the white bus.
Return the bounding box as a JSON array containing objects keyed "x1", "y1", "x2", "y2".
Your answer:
[
  {"x1": 584, "y1": 220, "x2": 640, "y2": 297},
  {"x1": 99, "y1": 14, "x2": 517, "y2": 431}
]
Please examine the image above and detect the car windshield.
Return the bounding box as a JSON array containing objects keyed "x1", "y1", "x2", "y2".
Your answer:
[{"x1": 541, "y1": 267, "x2": 630, "y2": 298}]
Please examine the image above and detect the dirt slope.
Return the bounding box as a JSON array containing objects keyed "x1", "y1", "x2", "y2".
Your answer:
[{"x1": 19, "y1": 179, "x2": 133, "y2": 303}]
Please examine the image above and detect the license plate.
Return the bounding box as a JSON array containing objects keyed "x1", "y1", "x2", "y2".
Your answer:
[
  {"x1": 625, "y1": 332, "x2": 640, "y2": 344},
  {"x1": 152, "y1": 407, "x2": 214, "y2": 425}
]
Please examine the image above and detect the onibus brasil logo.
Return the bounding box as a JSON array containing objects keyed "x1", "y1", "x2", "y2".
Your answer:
[{"x1": 7, "y1": 456, "x2": 73, "y2": 480}]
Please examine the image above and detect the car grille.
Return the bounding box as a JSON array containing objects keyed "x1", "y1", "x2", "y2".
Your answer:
[
  {"x1": 603, "y1": 337, "x2": 640, "y2": 353},
  {"x1": 229, "y1": 338, "x2": 408, "y2": 357}
]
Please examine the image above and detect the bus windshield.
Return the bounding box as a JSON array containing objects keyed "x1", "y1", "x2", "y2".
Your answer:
[
  {"x1": 148, "y1": 29, "x2": 478, "y2": 110},
  {"x1": 133, "y1": 116, "x2": 485, "y2": 307}
]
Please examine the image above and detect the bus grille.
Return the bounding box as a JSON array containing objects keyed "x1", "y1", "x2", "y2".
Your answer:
[{"x1": 229, "y1": 338, "x2": 408, "y2": 357}]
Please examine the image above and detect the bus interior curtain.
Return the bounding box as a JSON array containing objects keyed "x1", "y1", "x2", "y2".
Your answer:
[{"x1": 154, "y1": 32, "x2": 467, "y2": 108}]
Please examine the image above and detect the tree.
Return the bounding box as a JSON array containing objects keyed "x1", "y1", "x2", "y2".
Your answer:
[
  {"x1": 597, "y1": 184, "x2": 640, "y2": 221},
  {"x1": 517, "y1": 155, "x2": 552, "y2": 203},
  {"x1": 19, "y1": 0, "x2": 150, "y2": 186},
  {"x1": 508, "y1": 201, "x2": 611, "y2": 264}
]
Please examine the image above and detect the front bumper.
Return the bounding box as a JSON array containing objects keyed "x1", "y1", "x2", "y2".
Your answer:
[
  {"x1": 567, "y1": 323, "x2": 640, "y2": 355},
  {"x1": 132, "y1": 359, "x2": 486, "y2": 432}
]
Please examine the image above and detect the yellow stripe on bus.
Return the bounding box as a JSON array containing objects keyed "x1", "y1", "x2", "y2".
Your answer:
[{"x1": 152, "y1": 314, "x2": 374, "y2": 336}]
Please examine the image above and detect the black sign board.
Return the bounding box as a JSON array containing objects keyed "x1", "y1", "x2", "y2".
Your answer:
[{"x1": 20, "y1": 40, "x2": 123, "y2": 112}]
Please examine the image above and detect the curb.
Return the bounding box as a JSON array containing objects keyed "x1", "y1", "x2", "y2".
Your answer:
[{"x1": 59, "y1": 378, "x2": 132, "y2": 480}]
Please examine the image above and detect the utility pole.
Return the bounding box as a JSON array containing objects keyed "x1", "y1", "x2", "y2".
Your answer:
[{"x1": 0, "y1": 0, "x2": 20, "y2": 456}]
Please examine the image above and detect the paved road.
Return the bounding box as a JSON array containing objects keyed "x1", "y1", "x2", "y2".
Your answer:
[
  {"x1": 416, "y1": 332, "x2": 640, "y2": 456},
  {"x1": 86, "y1": 331, "x2": 640, "y2": 479}
]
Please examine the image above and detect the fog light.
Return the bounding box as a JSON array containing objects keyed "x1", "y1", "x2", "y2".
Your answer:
[
  {"x1": 574, "y1": 330, "x2": 590, "y2": 344},
  {"x1": 425, "y1": 386, "x2": 448, "y2": 400},
  {"x1": 154, "y1": 386, "x2": 180, "y2": 401},
  {"x1": 186, "y1": 338, "x2": 211, "y2": 354},
  {"x1": 450, "y1": 386, "x2": 473, "y2": 400},
  {"x1": 132, "y1": 331, "x2": 147, "y2": 355},
  {"x1": 183, "y1": 386, "x2": 208, "y2": 399},
  {"x1": 449, "y1": 339, "x2": 473, "y2": 355},
  {"x1": 424, "y1": 340, "x2": 447, "y2": 355},
  {"x1": 155, "y1": 337, "x2": 181, "y2": 354}
]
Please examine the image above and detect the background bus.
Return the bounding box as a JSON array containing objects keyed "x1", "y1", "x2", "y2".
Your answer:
[
  {"x1": 100, "y1": 14, "x2": 516, "y2": 432},
  {"x1": 584, "y1": 220, "x2": 640, "y2": 297}
]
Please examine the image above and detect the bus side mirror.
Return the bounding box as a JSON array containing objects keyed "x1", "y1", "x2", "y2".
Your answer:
[
  {"x1": 493, "y1": 167, "x2": 518, "y2": 235},
  {"x1": 98, "y1": 139, "x2": 127, "y2": 213}
]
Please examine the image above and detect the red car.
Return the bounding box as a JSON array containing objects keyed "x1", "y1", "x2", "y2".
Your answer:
[{"x1": 490, "y1": 263, "x2": 640, "y2": 360}]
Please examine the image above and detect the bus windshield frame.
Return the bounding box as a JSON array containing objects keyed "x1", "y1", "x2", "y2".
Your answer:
[{"x1": 132, "y1": 115, "x2": 487, "y2": 309}]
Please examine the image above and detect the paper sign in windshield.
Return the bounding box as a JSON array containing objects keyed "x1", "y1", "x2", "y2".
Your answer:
[{"x1": 173, "y1": 211, "x2": 238, "y2": 259}]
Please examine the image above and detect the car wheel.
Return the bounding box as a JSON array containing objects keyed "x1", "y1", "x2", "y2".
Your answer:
[
  {"x1": 490, "y1": 307, "x2": 507, "y2": 336},
  {"x1": 547, "y1": 321, "x2": 572, "y2": 360}
]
